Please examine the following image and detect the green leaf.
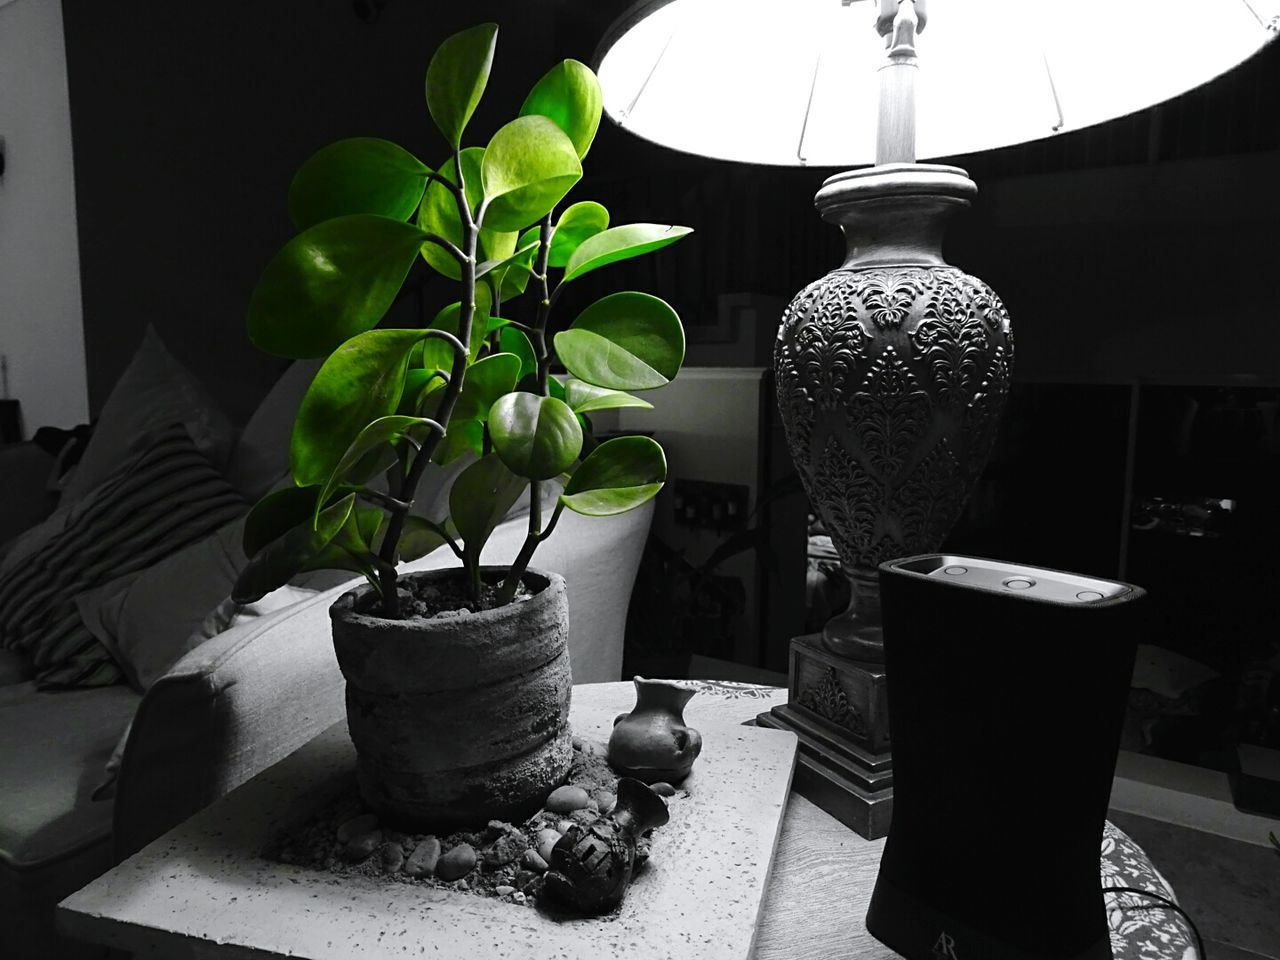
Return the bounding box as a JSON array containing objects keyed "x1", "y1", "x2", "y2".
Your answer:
[
  {"x1": 243, "y1": 485, "x2": 328, "y2": 560},
  {"x1": 433, "y1": 418, "x2": 484, "y2": 465},
  {"x1": 554, "y1": 292, "x2": 684, "y2": 391},
  {"x1": 420, "y1": 283, "x2": 492, "y2": 370},
  {"x1": 351, "y1": 504, "x2": 386, "y2": 551},
  {"x1": 314, "y1": 415, "x2": 440, "y2": 525},
  {"x1": 450, "y1": 453, "x2": 528, "y2": 557},
  {"x1": 477, "y1": 237, "x2": 539, "y2": 280},
  {"x1": 497, "y1": 226, "x2": 540, "y2": 299},
  {"x1": 398, "y1": 516, "x2": 450, "y2": 562},
  {"x1": 452, "y1": 352, "x2": 521, "y2": 421},
  {"x1": 233, "y1": 494, "x2": 355, "y2": 603},
  {"x1": 519, "y1": 60, "x2": 603, "y2": 160},
  {"x1": 480, "y1": 116, "x2": 582, "y2": 232},
  {"x1": 561, "y1": 436, "x2": 666, "y2": 516},
  {"x1": 397, "y1": 367, "x2": 445, "y2": 416},
  {"x1": 417, "y1": 147, "x2": 515, "y2": 280},
  {"x1": 288, "y1": 138, "x2": 428, "y2": 231},
  {"x1": 565, "y1": 379, "x2": 654, "y2": 414},
  {"x1": 425, "y1": 22, "x2": 498, "y2": 149},
  {"x1": 499, "y1": 326, "x2": 536, "y2": 381},
  {"x1": 248, "y1": 216, "x2": 426, "y2": 359},
  {"x1": 488, "y1": 392, "x2": 582, "y2": 481},
  {"x1": 548, "y1": 201, "x2": 609, "y2": 268},
  {"x1": 561, "y1": 223, "x2": 693, "y2": 284},
  {"x1": 290, "y1": 328, "x2": 425, "y2": 486}
]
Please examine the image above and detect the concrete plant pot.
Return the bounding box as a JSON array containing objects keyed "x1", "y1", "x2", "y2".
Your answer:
[{"x1": 329, "y1": 567, "x2": 572, "y2": 830}]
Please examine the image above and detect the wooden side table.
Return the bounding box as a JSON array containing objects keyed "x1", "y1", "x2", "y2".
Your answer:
[{"x1": 58, "y1": 681, "x2": 1195, "y2": 959}]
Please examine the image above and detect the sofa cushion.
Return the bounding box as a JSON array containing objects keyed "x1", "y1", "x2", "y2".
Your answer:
[
  {"x1": 0, "y1": 424, "x2": 246, "y2": 688},
  {"x1": 225, "y1": 359, "x2": 322, "y2": 502},
  {"x1": 0, "y1": 682, "x2": 140, "y2": 871},
  {"x1": 61, "y1": 325, "x2": 235, "y2": 505},
  {"x1": 74, "y1": 517, "x2": 250, "y2": 692},
  {"x1": 0, "y1": 649, "x2": 32, "y2": 686}
]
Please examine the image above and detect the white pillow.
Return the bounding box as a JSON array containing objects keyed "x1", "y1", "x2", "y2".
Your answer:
[{"x1": 63, "y1": 326, "x2": 236, "y2": 504}]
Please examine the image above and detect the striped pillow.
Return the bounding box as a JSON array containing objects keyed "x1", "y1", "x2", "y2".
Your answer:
[{"x1": 0, "y1": 423, "x2": 246, "y2": 688}]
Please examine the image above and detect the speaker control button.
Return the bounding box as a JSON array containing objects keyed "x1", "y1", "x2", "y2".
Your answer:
[
  {"x1": 943, "y1": 566, "x2": 968, "y2": 576},
  {"x1": 1004, "y1": 577, "x2": 1035, "y2": 590},
  {"x1": 1076, "y1": 590, "x2": 1105, "y2": 601}
]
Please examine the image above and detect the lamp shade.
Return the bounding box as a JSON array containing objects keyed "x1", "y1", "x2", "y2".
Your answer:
[{"x1": 596, "y1": 0, "x2": 1280, "y2": 166}]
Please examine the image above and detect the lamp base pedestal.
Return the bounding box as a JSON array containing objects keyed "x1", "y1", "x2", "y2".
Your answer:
[{"x1": 755, "y1": 633, "x2": 893, "y2": 839}]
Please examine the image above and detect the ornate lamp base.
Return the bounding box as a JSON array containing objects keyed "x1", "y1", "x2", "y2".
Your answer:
[
  {"x1": 821, "y1": 566, "x2": 885, "y2": 661},
  {"x1": 756, "y1": 633, "x2": 893, "y2": 839}
]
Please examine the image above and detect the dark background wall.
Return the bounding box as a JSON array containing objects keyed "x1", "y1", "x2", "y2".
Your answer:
[{"x1": 61, "y1": 1, "x2": 1280, "y2": 426}]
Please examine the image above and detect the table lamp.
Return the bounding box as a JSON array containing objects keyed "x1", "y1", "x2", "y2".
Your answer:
[{"x1": 595, "y1": 0, "x2": 1279, "y2": 839}]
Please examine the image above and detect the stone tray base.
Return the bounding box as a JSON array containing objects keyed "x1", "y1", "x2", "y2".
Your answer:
[{"x1": 60, "y1": 683, "x2": 798, "y2": 960}]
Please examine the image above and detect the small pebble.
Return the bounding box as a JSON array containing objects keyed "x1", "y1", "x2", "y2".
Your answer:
[
  {"x1": 335, "y1": 813, "x2": 378, "y2": 844},
  {"x1": 482, "y1": 831, "x2": 527, "y2": 870},
  {"x1": 404, "y1": 836, "x2": 440, "y2": 877},
  {"x1": 480, "y1": 820, "x2": 507, "y2": 843},
  {"x1": 651, "y1": 782, "x2": 676, "y2": 797},
  {"x1": 571, "y1": 735, "x2": 585, "y2": 751},
  {"x1": 522, "y1": 849, "x2": 548, "y2": 873},
  {"x1": 456, "y1": 880, "x2": 469, "y2": 891},
  {"x1": 581, "y1": 740, "x2": 608, "y2": 760},
  {"x1": 342, "y1": 829, "x2": 382, "y2": 862},
  {"x1": 597, "y1": 791, "x2": 616, "y2": 815},
  {"x1": 495, "y1": 885, "x2": 516, "y2": 896},
  {"x1": 512, "y1": 891, "x2": 526, "y2": 904},
  {"x1": 379, "y1": 841, "x2": 404, "y2": 873},
  {"x1": 545, "y1": 785, "x2": 590, "y2": 813},
  {"x1": 435, "y1": 843, "x2": 477, "y2": 881},
  {"x1": 536, "y1": 828, "x2": 562, "y2": 863}
]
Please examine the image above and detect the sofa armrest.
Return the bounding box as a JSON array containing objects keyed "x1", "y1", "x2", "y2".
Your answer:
[
  {"x1": 501, "y1": 500, "x2": 653, "y2": 683},
  {"x1": 112, "y1": 498, "x2": 653, "y2": 860},
  {"x1": 0, "y1": 443, "x2": 54, "y2": 548},
  {"x1": 111, "y1": 587, "x2": 348, "y2": 861}
]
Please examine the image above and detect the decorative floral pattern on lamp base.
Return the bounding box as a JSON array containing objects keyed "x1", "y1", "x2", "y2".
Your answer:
[
  {"x1": 774, "y1": 163, "x2": 1013, "y2": 662},
  {"x1": 756, "y1": 633, "x2": 893, "y2": 840}
]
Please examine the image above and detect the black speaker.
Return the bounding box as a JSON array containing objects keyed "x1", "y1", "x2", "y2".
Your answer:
[{"x1": 867, "y1": 554, "x2": 1146, "y2": 960}]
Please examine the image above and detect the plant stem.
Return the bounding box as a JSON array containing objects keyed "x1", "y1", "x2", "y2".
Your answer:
[
  {"x1": 500, "y1": 499, "x2": 566, "y2": 603},
  {"x1": 356, "y1": 487, "x2": 412, "y2": 512},
  {"x1": 375, "y1": 146, "x2": 479, "y2": 615},
  {"x1": 498, "y1": 212, "x2": 556, "y2": 604}
]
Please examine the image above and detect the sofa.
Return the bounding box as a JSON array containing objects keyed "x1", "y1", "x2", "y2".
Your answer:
[{"x1": 0, "y1": 330, "x2": 653, "y2": 958}]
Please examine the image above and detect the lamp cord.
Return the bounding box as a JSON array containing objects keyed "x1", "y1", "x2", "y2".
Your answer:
[{"x1": 1103, "y1": 886, "x2": 1207, "y2": 960}]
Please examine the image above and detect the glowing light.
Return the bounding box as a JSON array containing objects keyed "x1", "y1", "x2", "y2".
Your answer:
[{"x1": 596, "y1": 0, "x2": 1280, "y2": 166}]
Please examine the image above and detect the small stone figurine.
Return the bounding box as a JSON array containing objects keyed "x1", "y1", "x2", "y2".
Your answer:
[
  {"x1": 608, "y1": 677, "x2": 703, "y2": 784},
  {"x1": 542, "y1": 777, "x2": 669, "y2": 914}
]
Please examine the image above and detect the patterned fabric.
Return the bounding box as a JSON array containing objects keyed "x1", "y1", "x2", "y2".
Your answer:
[
  {"x1": 1102, "y1": 821, "x2": 1198, "y2": 960},
  {"x1": 699, "y1": 681, "x2": 1198, "y2": 960},
  {"x1": 0, "y1": 424, "x2": 245, "y2": 688},
  {"x1": 686, "y1": 678, "x2": 782, "y2": 700}
]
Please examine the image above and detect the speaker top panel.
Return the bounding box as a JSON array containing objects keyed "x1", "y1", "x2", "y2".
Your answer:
[{"x1": 882, "y1": 554, "x2": 1143, "y2": 606}]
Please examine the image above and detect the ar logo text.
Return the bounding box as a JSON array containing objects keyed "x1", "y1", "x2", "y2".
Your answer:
[{"x1": 932, "y1": 931, "x2": 959, "y2": 960}]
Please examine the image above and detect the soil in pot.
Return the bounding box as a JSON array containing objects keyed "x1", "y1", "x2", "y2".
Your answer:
[{"x1": 356, "y1": 574, "x2": 535, "y2": 620}]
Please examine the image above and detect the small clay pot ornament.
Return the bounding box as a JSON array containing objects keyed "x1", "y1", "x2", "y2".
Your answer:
[
  {"x1": 607, "y1": 677, "x2": 703, "y2": 784},
  {"x1": 542, "y1": 777, "x2": 669, "y2": 914}
]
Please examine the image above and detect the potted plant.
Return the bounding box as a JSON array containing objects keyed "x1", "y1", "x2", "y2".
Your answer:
[{"x1": 232, "y1": 22, "x2": 691, "y2": 829}]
